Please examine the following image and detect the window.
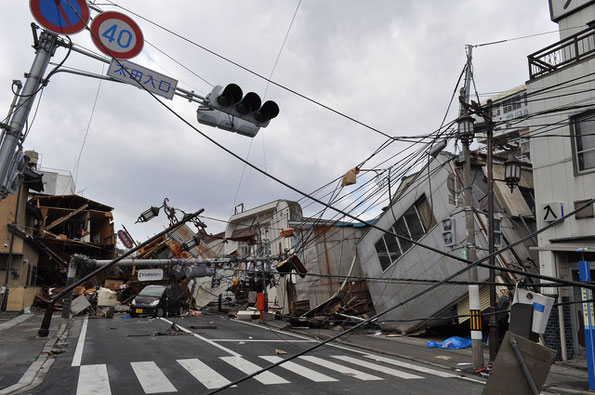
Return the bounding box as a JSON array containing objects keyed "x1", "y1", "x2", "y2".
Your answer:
[
  {"x1": 502, "y1": 94, "x2": 524, "y2": 114},
  {"x1": 574, "y1": 199, "x2": 594, "y2": 219},
  {"x1": 393, "y1": 217, "x2": 413, "y2": 253},
  {"x1": 519, "y1": 187, "x2": 536, "y2": 216},
  {"x1": 403, "y1": 206, "x2": 425, "y2": 241},
  {"x1": 375, "y1": 195, "x2": 436, "y2": 271},
  {"x1": 447, "y1": 173, "x2": 462, "y2": 206},
  {"x1": 375, "y1": 238, "x2": 392, "y2": 271},
  {"x1": 572, "y1": 111, "x2": 595, "y2": 174}
]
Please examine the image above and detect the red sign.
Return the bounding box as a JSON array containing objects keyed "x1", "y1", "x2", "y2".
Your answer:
[
  {"x1": 90, "y1": 11, "x2": 144, "y2": 59},
  {"x1": 117, "y1": 230, "x2": 133, "y2": 249},
  {"x1": 30, "y1": 0, "x2": 90, "y2": 35}
]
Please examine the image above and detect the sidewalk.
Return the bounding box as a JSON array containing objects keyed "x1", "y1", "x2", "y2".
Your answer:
[
  {"x1": 259, "y1": 318, "x2": 593, "y2": 394},
  {"x1": 0, "y1": 312, "x2": 68, "y2": 394}
]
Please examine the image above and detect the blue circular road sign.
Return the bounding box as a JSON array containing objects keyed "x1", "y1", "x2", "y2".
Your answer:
[{"x1": 30, "y1": 0, "x2": 90, "y2": 35}]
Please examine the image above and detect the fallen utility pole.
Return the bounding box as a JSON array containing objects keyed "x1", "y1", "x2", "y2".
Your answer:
[
  {"x1": 38, "y1": 209, "x2": 204, "y2": 337},
  {"x1": 91, "y1": 255, "x2": 285, "y2": 267}
]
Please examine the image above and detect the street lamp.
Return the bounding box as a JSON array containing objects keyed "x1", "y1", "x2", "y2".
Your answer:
[
  {"x1": 181, "y1": 234, "x2": 201, "y2": 251},
  {"x1": 504, "y1": 154, "x2": 522, "y2": 192},
  {"x1": 135, "y1": 206, "x2": 160, "y2": 223},
  {"x1": 135, "y1": 198, "x2": 178, "y2": 225},
  {"x1": 457, "y1": 114, "x2": 475, "y2": 146}
]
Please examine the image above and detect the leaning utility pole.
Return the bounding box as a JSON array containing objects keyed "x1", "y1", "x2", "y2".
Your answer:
[
  {"x1": 0, "y1": 29, "x2": 59, "y2": 196},
  {"x1": 458, "y1": 44, "x2": 484, "y2": 370},
  {"x1": 0, "y1": 29, "x2": 59, "y2": 309}
]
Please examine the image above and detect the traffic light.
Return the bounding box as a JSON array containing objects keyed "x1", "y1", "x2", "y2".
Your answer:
[
  {"x1": 442, "y1": 217, "x2": 456, "y2": 247},
  {"x1": 493, "y1": 218, "x2": 503, "y2": 248},
  {"x1": 2, "y1": 150, "x2": 29, "y2": 196},
  {"x1": 196, "y1": 83, "x2": 279, "y2": 138}
]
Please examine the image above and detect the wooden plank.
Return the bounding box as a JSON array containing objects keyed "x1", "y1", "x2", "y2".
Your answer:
[{"x1": 44, "y1": 203, "x2": 88, "y2": 231}]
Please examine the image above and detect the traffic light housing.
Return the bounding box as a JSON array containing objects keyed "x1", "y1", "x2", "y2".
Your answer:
[
  {"x1": 196, "y1": 83, "x2": 279, "y2": 138},
  {"x1": 442, "y1": 217, "x2": 456, "y2": 247},
  {"x1": 2, "y1": 150, "x2": 29, "y2": 196},
  {"x1": 493, "y1": 218, "x2": 502, "y2": 248}
]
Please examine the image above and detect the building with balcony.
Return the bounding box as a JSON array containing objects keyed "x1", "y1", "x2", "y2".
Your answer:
[{"x1": 526, "y1": 0, "x2": 595, "y2": 360}]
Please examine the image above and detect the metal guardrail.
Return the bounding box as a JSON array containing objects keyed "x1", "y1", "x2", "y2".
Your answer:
[{"x1": 528, "y1": 26, "x2": 595, "y2": 79}]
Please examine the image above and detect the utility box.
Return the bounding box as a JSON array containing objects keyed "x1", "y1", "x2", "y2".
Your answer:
[{"x1": 512, "y1": 288, "x2": 555, "y2": 334}]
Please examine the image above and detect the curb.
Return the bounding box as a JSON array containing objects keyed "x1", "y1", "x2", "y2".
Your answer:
[{"x1": 0, "y1": 319, "x2": 71, "y2": 395}]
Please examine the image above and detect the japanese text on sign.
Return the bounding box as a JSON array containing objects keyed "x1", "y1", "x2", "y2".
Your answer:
[{"x1": 107, "y1": 59, "x2": 178, "y2": 100}]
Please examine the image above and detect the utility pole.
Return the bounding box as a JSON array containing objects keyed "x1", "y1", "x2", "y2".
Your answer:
[
  {"x1": 459, "y1": 44, "x2": 484, "y2": 370},
  {"x1": 485, "y1": 101, "x2": 499, "y2": 363},
  {"x1": 0, "y1": 29, "x2": 59, "y2": 196}
]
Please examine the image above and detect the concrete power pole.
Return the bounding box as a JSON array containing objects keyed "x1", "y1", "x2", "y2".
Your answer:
[
  {"x1": 0, "y1": 30, "x2": 59, "y2": 310},
  {"x1": 459, "y1": 44, "x2": 484, "y2": 370}
]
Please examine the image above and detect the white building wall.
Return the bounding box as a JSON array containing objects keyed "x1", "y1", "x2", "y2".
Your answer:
[
  {"x1": 38, "y1": 170, "x2": 75, "y2": 196},
  {"x1": 528, "y1": 1, "x2": 595, "y2": 282}
]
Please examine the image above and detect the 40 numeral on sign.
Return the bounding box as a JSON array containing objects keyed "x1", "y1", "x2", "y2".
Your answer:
[{"x1": 102, "y1": 24, "x2": 133, "y2": 49}]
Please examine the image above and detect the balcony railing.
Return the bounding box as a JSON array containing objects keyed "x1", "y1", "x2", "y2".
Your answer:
[{"x1": 528, "y1": 26, "x2": 595, "y2": 79}]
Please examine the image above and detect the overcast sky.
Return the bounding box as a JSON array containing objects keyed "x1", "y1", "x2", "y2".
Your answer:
[{"x1": 0, "y1": 1, "x2": 560, "y2": 245}]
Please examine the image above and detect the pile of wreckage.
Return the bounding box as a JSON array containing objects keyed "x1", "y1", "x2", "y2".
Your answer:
[{"x1": 289, "y1": 279, "x2": 376, "y2": 329}]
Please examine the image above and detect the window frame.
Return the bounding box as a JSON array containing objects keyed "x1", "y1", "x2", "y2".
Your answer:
[
  {"x1": 375, "y1": 195, "x2": 437, "y2": 272},
  {"x1": 571, "y1": 109, "x2": 595, "y2": 175}
]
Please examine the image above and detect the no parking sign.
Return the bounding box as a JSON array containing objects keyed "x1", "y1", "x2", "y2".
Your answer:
[{"x1": 30, "y1": 0, "x2": 90, "y2": 35}]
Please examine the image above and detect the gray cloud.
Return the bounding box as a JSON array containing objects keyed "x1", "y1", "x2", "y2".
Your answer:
[{"x1": 0, "y1": 1, "x2": 557, "y2": 242}]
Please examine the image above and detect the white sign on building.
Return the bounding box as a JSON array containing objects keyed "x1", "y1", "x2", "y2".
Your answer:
[
  {"x1": 550, "y1": 0, "x2": 595, "y2": 21},
  {"x1": 137, "y1": 268, "x2": 164, "y2": 281},
  {"x1": 541, "y1": 202, "x2": 564, "y2": 222}
]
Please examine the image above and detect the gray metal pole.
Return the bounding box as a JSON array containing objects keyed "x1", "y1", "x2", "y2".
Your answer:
[
  {"x1": 61, "y1": 257, "x2": 78, "y2": 319},
  {"x1": 0, "y1": 30, "x2": 58, "y2": 197},
  {"x1": 461, "y1": 44, "x2": 484, "y2": 370}
]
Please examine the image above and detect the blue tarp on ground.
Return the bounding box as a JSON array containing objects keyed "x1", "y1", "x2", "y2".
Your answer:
[{"x1": 426, "y1": 336, "x2": 472, "y2": 350}]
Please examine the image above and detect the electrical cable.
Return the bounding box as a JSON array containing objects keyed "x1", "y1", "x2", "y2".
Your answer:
[
  {"x1": 68, "y1": 4, "x2": 595, "y2": 362},
  {"x1": 102, "y1": 0, "x2": 398, "y2": 141},
  {"x1": 73, "y1": 64, "x2": 104, "y2": 188},
  {"x1": 205, "y1": 198, "x2": 595, "y2": 394}
]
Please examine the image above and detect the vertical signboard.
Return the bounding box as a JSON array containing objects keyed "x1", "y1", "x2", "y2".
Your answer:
[{"x1": 579, "y1": 260, "x2": 595, "y2": 390}]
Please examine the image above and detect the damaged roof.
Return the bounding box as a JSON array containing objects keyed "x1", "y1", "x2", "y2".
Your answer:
[{"x1": 30, "y1": 194, "x2": 113, "y2": 211}]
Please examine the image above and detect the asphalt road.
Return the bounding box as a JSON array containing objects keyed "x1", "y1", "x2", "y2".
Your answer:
[{"x1": 34, "y1": 313, "x2": 486, "y2": 394}]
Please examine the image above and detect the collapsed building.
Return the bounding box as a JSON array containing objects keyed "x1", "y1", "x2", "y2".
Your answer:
[
  {"x1": 0, "y1": 151, "x2": 116, "y2": 311},
  {"x1": 357, "y1": 150, "x2": 538, "y2": 334}
]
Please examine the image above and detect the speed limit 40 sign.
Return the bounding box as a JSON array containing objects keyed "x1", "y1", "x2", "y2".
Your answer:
[{"x1": 90, "y1": 11, "x2": 143, "y2": 59}]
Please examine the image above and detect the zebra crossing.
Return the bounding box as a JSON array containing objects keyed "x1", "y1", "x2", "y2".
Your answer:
[{"x1": 74, "y1": 353, "x2": 452, "y2": 394}]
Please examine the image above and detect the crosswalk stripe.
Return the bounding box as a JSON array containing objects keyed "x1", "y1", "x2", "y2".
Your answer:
[
  {"x1": 131, "y1": 361, "x2": 177, "y2": 393},
  {"x1": 362, "y1": 354, "x2": 458, "y2": 378},
  {"x1": 332, "y1": 355, "x2": 423, "y2": 379},
  {"x1": 177, "y1": 358, "x2": 232, "y2": 389},
  {"x1": 77, "y1": 364, "x2": 111, "y2": 395},
  {"x1": 298, "y1": 355, "x2": 383, "y2": 381},
  {"x1": 259, "y1": 356, "x2": 338, "y2": 382},
  {"x1": 220, "y1": 356, "x2": 289, "y2": 385}
]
